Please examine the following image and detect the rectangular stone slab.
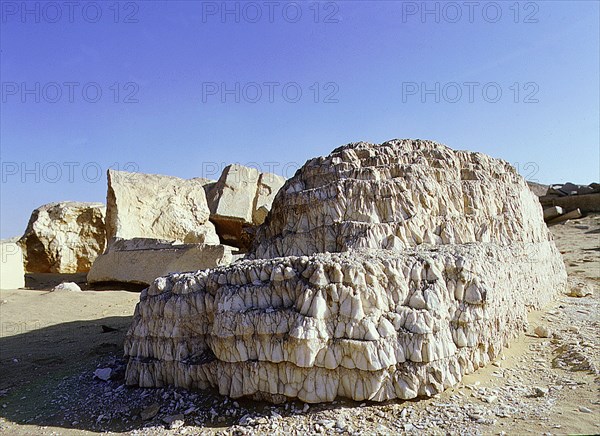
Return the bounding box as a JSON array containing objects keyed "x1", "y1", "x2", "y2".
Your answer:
[
  {"x1": 0, "y1": 242, "x2": 25, "y2": 289},
  {"x1": 543, "y1": 206, "x2": 564, "y2": 221},
  {"x1": 88, "y1": 242, "x2": 233, "y2": 286},
  {"x1": 546, "y1": 208, "x2": 583, "y2": 226}
]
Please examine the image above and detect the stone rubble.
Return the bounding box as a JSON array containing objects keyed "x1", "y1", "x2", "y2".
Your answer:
[{"x1": 540, "y1": 182, "x2": 600, "y2": 217}]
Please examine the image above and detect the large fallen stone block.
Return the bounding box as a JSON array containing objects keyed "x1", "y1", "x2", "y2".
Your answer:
[
  {"x1": 124, "y1": 139, "x2": 567, "y2": 403},
  {"x1": 88, "y1": 238, "x2": 234, "y2": 286},
  {"x1": 207, "y1": 164, "x2": 260, "y2": 224},
  {"x1": 546, "y1": 208, "x2": 582, "y2": 226},
  {"x1": 19, "y1": 202, "x2": 106, "y2": 273},
  {"x1": 0, "y1": 241, "x2": 25, "y2": 289},
  {"x1": 106, "y1": 170, "x2": 219, "y2": 245},
  {"x1": 540, "y1": 193, "x2": 600, "y2": 214},
  {"x1": 206, "y1": 165, "x2": 285, "y2": 248},
  {"x1": 543, "y1": 206, "x2": 564, "y2": 221}
]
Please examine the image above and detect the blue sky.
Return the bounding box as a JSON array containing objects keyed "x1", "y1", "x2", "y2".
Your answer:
[{"x1": 1, "y1": 0, "x2": 599, "y2": 238}]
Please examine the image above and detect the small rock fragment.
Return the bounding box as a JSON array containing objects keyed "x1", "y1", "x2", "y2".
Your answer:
[
  {"x1": 93, "y1": 368, "x2": 112, "y2": 381},
  {"x1": 483, "y1": 395, "x2": 497, "y2": 403},
  {"x1": 51, "y1": 282, "x2": 82, "y2": 292},
  {"x1": 567, "y1": 283, "x2": 593, "y2": 298},
  {"x1": 163, "y1": 414, "x2": 185, "y2": 429},
  {"x1": 534, "y1": 326, "x2": 552, "y2": 338},
  {"x1": 141, "y1": 403, "x2": 160, "y2": 420}
]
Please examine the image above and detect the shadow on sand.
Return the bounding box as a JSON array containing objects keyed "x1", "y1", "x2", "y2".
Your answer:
[
  {"x1": 0, "y1": 314, "x2": 384, "y2": 433},
  {"x1": 0, "y1": 315, "x2": 356, "y2": 433},
  {"x1": 0, "y1": 315, "x2": 137, "y2": 431}
]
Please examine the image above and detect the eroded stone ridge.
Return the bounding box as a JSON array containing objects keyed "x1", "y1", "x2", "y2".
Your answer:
[
  {"x1": 252, "y1": 139, "x2": 549, "y2": 258},
  {"x1": 124, "y1": 139, "x2": 567, "y2": 403}
]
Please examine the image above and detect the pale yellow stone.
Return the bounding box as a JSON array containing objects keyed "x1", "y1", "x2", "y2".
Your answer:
[
  {"x1": 0, "y1": 242, "x2": 25, "y2": 289},
  {"x1": 19, "y1": 201, "x2": 105, "y2": 273}
]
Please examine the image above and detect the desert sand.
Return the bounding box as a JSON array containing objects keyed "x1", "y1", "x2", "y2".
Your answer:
[{"x1": 0, "y1": 215, "x2": 598, "y2": 435}]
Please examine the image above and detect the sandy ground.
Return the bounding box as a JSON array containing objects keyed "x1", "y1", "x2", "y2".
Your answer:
[{"x1": 0, "y1": 215, "x2": 598, "y2": 435}]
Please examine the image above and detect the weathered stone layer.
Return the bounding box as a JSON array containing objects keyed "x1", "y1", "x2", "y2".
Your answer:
[
  {"x1": 125, "y1": 242, "x2": 565, "y2": 402},
  {"x1": 252, "y1": 140, "x2": 547, "y2": 258},
  {"x1": 124, "y1": 139, "x2": 567, "y2": 403}
]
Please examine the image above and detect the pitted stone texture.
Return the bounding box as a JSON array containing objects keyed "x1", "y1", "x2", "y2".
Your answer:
[
  {"x1": 19, "y1": 202, "x2": 106, "y2": 273},
  {"x1": 252, "y1": 140, "x2": 549, "y2": 258},
  {"x1": 106, "y1": 170, "x2": 219, "y2": 245},
  {"x1": 124, "y1": 139, "x2": 567, "y2": 403},
  {"x1": 125, "y1": 245, "x2": 565, "y2": 402}
]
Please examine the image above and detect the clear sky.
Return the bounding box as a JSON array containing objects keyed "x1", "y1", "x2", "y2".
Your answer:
[{"x1": 1, "y1": 0, "x2": 599, "y2": 238}]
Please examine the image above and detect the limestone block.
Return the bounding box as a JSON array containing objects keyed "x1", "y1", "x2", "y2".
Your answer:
[
  {"x1": 546, "y1": 208, "x2": 582, "y2": 226},
  {"x1": 207, "y1": 164, "x2": 260, "y2": 224},
  {"x1": 206, "y1": 165, "x2": 285, "y2": 247},
  {"x1": 543, "y1": 206, "x2": 564, "y2": 221},
  {"x1": 0, "y1": 241, "x2": 25, "y2": 289},
  {"x1": 88, "y1": 238, "x2": 233, "y2": 286},
  {"x1": 253, "y1": 172, "x2": 286, "y2": 225},
  {"x1": 106, "y1": 170, "x2": 219, "y2": 245},
  {"x1": 19, "y1": 202, "x2": 106, "y2": 273}
]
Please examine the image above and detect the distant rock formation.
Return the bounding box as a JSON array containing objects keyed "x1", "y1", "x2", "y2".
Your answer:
[
  {"x1": 124, "y1": 139, "x2": 567, "y2": 403},
  {"x1": 526, "y1": 181, "x2": 548, "y2": 197},
  {"x1": 19, "y1": 202, "x2": 106, "y2": 273}
]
